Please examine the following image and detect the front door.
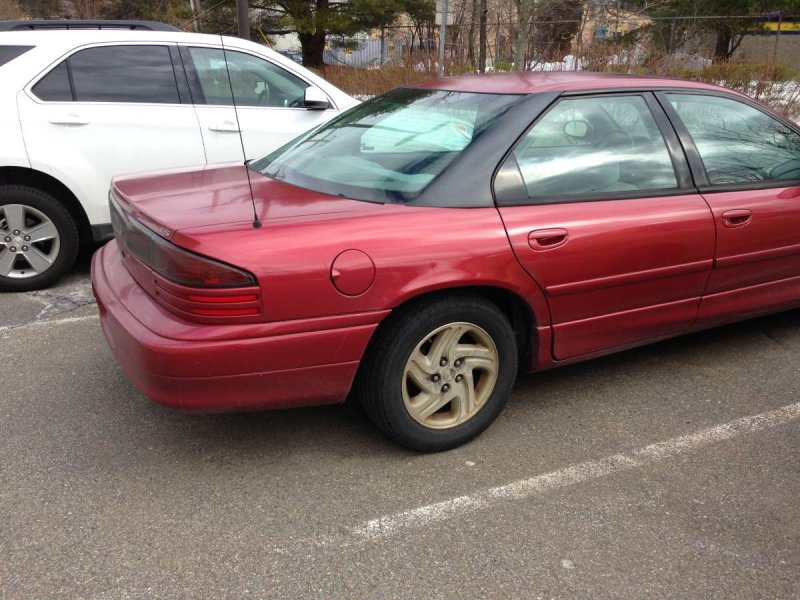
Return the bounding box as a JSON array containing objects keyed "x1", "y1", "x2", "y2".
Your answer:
[
  {"x1": 495, "y1": 93, "x2": 715, "y2": 360},
  {"x1": 661, "y1": 92, "x2": 800, "y2": 327},
  {"x1": 181, "y1": 46, "x2": 339, "y2": 162}
]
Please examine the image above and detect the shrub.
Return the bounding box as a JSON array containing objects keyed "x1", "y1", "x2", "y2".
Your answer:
[{"x1": 668, "y1": 62, "x2": 800, "y2": 120}]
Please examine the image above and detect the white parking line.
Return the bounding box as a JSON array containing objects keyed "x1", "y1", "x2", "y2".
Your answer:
[
  {"x1": 350, "y1": 402, "x2": 800, "y2": 542},
  {"x1": 0, "y1": 313, "x2": 99, "y2": 335}
]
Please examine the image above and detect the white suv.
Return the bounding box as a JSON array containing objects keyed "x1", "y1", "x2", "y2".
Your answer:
[{"x1": 0, "y1": 24, "x2": 357, "y2": 291}]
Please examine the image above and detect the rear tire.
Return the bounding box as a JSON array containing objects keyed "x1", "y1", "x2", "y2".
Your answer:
[
  {"x1": 355, "y1": 294, "x2": 518, "y2": 452},
  {"x1": 0, "y1": 186, "x2": 79, "y2": 292}
]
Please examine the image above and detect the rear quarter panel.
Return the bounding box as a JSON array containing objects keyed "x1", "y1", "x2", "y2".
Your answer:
[{"x1": 173, "y1": 204, "x2": 551, "y2": 327}]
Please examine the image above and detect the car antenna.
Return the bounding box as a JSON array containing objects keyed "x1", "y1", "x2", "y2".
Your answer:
[{"x1": 220, "y1": 34, "x2": 262, "y2": 229}]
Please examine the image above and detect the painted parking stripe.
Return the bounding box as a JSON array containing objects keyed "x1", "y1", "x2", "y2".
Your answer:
[{"x1": 350, "y1": 402, "x2": 800, "y2": 542}]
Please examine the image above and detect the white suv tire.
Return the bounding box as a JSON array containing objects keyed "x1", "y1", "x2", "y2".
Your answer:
[{"x1": 0, "y1": 185, "x2": 80, "y2": 292}]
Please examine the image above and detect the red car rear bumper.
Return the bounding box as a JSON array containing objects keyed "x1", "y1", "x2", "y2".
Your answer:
[{"x1": 92, "y1": 242, "x2": 379, "y2": 411}]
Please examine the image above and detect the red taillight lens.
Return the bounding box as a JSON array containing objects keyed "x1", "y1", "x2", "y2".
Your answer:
[
  {"x1": 153, "y1": 239, "x2": 254, "y2": 288},
  {"x1": 189, "y1": 307, "x2": 260, "y2": 316},
  {"x1": 110, "y1": 195, "x2": 262, "y2": 324},
  {"x1": 186, "y1": 294, "x2": 259, "y2": 303},
  {"x1": 111, "y1": 197, "x2": 255, "y2": 288}
]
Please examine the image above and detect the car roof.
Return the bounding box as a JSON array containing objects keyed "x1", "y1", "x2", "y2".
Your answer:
[
  {"x1": 410, "y1": 71, "x2": 730, "y2": 95},
  {"x1": 0, "y1": 29, "x2": 249, "y2": 46}
]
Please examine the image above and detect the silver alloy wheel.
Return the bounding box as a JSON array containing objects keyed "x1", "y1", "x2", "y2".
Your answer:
[
  {"x1": 0, "y1": 203, "x2": 61, "y2": 279},
  {"x1": 402, "y1": 321, "x2": 499, "y2": 429}
]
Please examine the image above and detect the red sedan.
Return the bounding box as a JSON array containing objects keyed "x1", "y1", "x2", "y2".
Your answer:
[{"x1": 92, "y1": 72, "x2": 800, "y2": 451}]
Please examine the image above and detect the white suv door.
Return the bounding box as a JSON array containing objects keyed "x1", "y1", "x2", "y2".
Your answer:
[
  {"x1": 180, "y1": 45, "x2": 340, "y2": 162},
  {"x1": 17, "y1": 43, "x2": 206, "y2": 226}
]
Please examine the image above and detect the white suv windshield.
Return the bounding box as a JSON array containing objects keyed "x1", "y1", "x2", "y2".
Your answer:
[{"x1": 252, "y1": 88, "x2": 522, "y2": 203}]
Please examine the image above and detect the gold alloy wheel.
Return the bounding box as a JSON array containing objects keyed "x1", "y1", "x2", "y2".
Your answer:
[{"x1": 402, "y1": 321, "x2": 499, "y2": 429}]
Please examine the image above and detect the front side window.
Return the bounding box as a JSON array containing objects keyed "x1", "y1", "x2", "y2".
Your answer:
[
  {"x1": 511, "y1": 95, "x2": 678, "y2": 199},
  {"x1": 188, "y1": 47, "x2": 308, "y2": 108},
  {"x1": 668, "y1": 93, "x2": 800, "y2": 184},
  {"x1": 252, "y1": 88, "x2": 523, "y2": 204}
]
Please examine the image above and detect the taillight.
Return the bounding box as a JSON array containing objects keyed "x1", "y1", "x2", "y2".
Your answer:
[
  {"x1": 111, "y1": 196, "x2": 255, "y2": 288},
  {"x1": 110, "y1": 195, "x2": 262, "y2": 323},
  {"x1": 153, "y1": 277, "x2": 261, "y2": 321}
]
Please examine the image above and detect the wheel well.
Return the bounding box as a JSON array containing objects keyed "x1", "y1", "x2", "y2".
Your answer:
[
  {"x1": 0, "y1": 167, "x2": 92, "y2": 245},
  {"x1": 390, "y1": 286, "x2": 537, "y2": 368}
]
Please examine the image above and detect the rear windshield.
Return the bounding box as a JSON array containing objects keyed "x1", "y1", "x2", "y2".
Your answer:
[
  {"x1": 0, "y1": 45, "x2": 34, "y2": 67},
  {"x1": 252, "y1": 88, "x2": 522, "y2": 204}
]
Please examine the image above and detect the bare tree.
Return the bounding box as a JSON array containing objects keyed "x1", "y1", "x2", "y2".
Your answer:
[
  {"x1": 513, "y1": 0, "x2": 533, "y2": 71},
  {"x1": 0, "y1": 0, "x2": 26, "y2": 19}
]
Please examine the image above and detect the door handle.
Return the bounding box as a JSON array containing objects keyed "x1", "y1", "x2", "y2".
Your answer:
[
  {"x1": 722, "y1": 209, "x2": 751, "y2": 228},
  {"x1": 49, "y1": 113, "x2": 88, "y2": 126},
  {"x1": 209, "y1": 121, "x2": 240, "y2": 133},
  {"x1": 528, "y1": 228, "x2": 569, "y2": 250}
]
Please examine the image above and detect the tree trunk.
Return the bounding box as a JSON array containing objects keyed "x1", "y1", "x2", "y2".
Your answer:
[
  {"x1": 299, "y1": 30, "x2": 327, "y2": 67},
  {"x1": 468, "y1": 0, "x2": 477, "y2": 69},
  {"x1": 513, "y1": 0, "x2": 533, "y2": 71},
  {"x1": 714, "y1": 27, "x2": 733, "y2": 61},
  {"x1": 478, "y1": 0, "x2": 487, "y2": 72}
]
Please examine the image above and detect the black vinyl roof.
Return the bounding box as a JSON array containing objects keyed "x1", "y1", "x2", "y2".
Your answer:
[{"x1": 0, "y1": 20, "x2": 181, "y2": 32}]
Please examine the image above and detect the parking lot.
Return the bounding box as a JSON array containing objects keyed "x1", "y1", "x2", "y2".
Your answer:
[{"x1": 1, "y1": 247, "x2": 799, "y2": 599}]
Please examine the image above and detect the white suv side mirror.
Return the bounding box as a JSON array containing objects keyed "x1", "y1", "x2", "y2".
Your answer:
[{"x1": 304, "y1": 86, "x2": 330, "y2": 110}]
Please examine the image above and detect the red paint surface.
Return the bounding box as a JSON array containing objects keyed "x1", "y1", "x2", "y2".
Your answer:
[{"x1": 93, "y1": 75, "x2": 800, "y2": 412}]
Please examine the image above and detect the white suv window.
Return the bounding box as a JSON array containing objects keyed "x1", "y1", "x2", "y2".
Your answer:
[
  {"x1": 33, "y1": 45, "x2": 180, "y2": 104},
  {"x1": 187, "y1": 47, "x2": 308, "y2": 108}
]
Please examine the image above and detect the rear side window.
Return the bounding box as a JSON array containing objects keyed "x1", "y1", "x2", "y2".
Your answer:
[
  {"x1": 511, "y1": 95, "x2": 678, "y2": 199},
  {"x1": 667, "y1": 93, "x2": 800, "y2": 184},
  {"x1": 32, "y1": 62, "x2": 72, "y2": 101},
  {"x1": 0, "y1": 45, "x2": 34, "y2": 67},
  {"x1": 32, "y1": 45, "x2": 180, "y2": 104},
  {"x1": 70, "y1": 46, "x2": 179, "y2": 103}
]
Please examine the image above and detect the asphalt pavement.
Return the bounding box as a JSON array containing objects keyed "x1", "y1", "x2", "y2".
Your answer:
[{"x1": 1, "y1": 253, "x2": 799, "y2": 599}]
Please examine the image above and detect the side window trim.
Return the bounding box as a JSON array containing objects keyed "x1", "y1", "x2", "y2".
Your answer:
[
  {"x1": 64, "y1": 57, "x2": 77, "y2": 101},
  {"x1": 642, "y1": 92, "x2": 693, "y2": 189},
  {"x1": 179, "y1": 45, "x2": 207, "y2": 104},
  {"x1": 492, "y1": 91, "x2": 694, "y2": 207},
  {"x1": 28, "y1": 42, "x2": 186, "y2": 105},
  {"x1": 168, "y1": 45, "x2": 193, "y2": 104},
  {"x1": 653, "y1": 91, "x2": 710, "y2": 187},
  {"x1": 655, "y1": 89, "x2": 800, "y2": 192}
]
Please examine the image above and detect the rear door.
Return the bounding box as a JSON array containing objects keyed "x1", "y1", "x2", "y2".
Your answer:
[
  {"x1": 17, "y1": 43, "x2": 205, "y2": 225},
  {"x1": 495, "y1": 92, "x2": 715, "y2": 360},
  {"x1": 658, "y1": 92, "x2": 800, "y2": 327},
  {"x1": 180, "y1": 45, "x2": 339, "y2": 162}
]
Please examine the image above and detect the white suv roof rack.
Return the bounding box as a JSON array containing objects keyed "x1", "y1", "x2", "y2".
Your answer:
[{"x1": 0, "y1": 20, "x2": 181, "y2": 32}]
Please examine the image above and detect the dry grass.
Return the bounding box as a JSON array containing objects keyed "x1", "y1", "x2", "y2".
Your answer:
[
  {"x1": 318, "y1": 48, "x2": 800, "y2": 120},
  {"x1": 314, "y1": 62, "x2": 438, "y2": 98}
]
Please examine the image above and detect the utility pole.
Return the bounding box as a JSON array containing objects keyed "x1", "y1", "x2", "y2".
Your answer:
[
  {"x1": 236, "y1": 0, "x2": 250, "y2": 41},
  {"x1": 478, "y1": 0, "x2": 487, "y2": 73},
  {"x1": 189, "y1": 0, "x2": 201, "y2": 32},
  {"x1": 437, "y1": 0, "x2": 449, "y2": 77}
]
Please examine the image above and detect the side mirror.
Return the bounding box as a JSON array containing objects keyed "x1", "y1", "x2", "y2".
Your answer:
[
  {"x1": 563, "y1": 119, "x2": 590, "y2": 139},
  {"x1": 304, "y1": 86, "x2": 330, "y2": 110}
]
